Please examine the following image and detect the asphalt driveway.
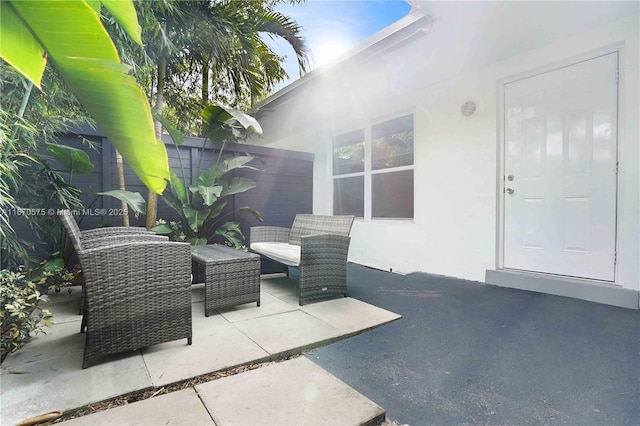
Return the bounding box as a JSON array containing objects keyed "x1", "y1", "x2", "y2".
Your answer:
[{"x1": 306, "y1": 265, "x2": 639, "y2": 425}]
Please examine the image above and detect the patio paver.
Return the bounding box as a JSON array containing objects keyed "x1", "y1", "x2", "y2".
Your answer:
[
  {"x1": 195, "y1": 356, "x2": 386, "y2": 426},
  {"x1": 57, "y1": 388, "x2": 215, "y2": 425},
  {"x1": 233, "y1": 310, "x2": 343, "y2": 356},
  {"x1": 1, "y1": 344, "x2": 152, "y2": 426},
  {"x1": 217, "y1": 291, "x2": 297, "y2": 323},
  {"x1": 301, "y1": 297, "x2": 402, "y2": 335},
  {"x1": 142, "y1": 307, "x2": 270, "y2": 387}
]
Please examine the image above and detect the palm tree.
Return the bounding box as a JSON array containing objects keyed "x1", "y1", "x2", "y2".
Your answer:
[{"x1": 108, "y1": 0, "x2": 310, "y2": 228}]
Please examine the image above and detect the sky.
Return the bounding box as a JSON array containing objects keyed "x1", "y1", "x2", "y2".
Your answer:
[{"x1": 271, "y1": 0, "x2": 412, "y2": 90}]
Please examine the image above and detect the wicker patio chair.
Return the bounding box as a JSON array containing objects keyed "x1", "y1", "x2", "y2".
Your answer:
[
  {"x1": 57, "y1": 209, "x2": 153, "y2": 250},
  {"x1": 78, "y1": 240, "x2": 193, "y2": 368},
  {"x1": 58, "y1": 210, "x2": 167, "y2": 332}
]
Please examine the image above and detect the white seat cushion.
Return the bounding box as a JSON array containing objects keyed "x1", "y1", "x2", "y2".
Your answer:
[{"x1": 251, "y1": 242, "x2": 301, "y2": 267}]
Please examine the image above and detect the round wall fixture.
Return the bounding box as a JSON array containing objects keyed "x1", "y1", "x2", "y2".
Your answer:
[{"x1": 460, "y1": 100, "x2": 477, "y2": 118}]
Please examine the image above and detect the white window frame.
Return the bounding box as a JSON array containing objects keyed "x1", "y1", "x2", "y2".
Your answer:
[{"x1": 332, "y1": 112, "x2": 415, "y2": 221}]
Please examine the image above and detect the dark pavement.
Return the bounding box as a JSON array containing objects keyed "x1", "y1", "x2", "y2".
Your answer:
[{"x1": 306, "y1": 264, "x2": 639, "y2": 425}]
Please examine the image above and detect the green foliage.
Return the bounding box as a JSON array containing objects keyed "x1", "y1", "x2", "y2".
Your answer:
[
  {"x1": 97, "y1": 190, "x2": 146, "y2": 216},
  {"x1": 152, "y1": 105, "x2": 264, "y2": 248},
  {"x1": 0, "y1": 67, "x2": 88, "y2": 268},
  {"x1": 107, "y1": 0, "x2": 310, "y2": 136},
  {"x1": 152, "y1": 220, "x2": 187, "y2": 243},
  {"x1": 29, "y1": 257, "x2": 78, "y2": 294},
  {"x1": 45, "y1": 143, "x2": 94, "y2": 174},
  {"x1": 0, "y1": 0, "x2": 169, "y2": 193},
  {"x1": 155, "y1": 155, "x2": 262, "y2": 247},
  {"x1": 1, "y1": 268, "x2": 54, "y2": 359}
]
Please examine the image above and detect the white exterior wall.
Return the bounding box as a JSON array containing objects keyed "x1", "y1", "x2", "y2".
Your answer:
[{"x1": 252, "y1": 8, "x2": 639, "y2": 294}]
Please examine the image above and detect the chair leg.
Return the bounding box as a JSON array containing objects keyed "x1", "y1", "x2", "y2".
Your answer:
[{"x1": 188, "y1": 336, "x2": 193, "y2": 345}]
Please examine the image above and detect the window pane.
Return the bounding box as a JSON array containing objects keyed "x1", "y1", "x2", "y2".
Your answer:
[
  {"x1": 372, "y1": 170, "x2": 413, "y2": 218},
  {"x1": 333, "y1": 129, "x2": 364, "y2": 175},
  {"x1": 334, "y1": 176, "x2": 364, "y2": 217},
  {"x1": 372, "y1": 115, "x2": 413, "y2": 170}
]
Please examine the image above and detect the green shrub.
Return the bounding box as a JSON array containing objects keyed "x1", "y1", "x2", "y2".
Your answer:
[{"x1": 1, "y1": 268, "x2": 53, "y2": 359}]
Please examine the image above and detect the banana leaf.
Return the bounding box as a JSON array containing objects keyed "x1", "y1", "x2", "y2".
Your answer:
[
  {"x1": 219, "y1": 177, "x2": 256, "y2": 197},
  {"x1": 98, "y1": 190, "x2": 146, "y2": 215},
  {"x1": 0, "y1": 1, "x2": 169, "y2": 193},
  {"x1": 45, "y1": 143, "x2": 94, "y2": 174},
  {"x1": 183, "y1": 205, "x2": 210, "y2": 233}
]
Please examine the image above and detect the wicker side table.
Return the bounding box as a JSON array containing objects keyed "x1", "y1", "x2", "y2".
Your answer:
[{"x1": 191, "y1": 245, "x2": 261, "y2": 316}]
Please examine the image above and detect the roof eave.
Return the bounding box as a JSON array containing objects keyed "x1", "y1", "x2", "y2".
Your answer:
[{"x1": 257, "y1": 5, "x2": 433, "y2": 111}]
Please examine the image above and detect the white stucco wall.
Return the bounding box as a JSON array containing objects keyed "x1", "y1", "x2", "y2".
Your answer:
[{"x1": 251, "y1": 6, "x2": 639, "y2": 292}]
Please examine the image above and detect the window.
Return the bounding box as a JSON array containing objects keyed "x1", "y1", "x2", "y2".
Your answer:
[{"x1": 332, "y1": 114, "x2": 414, "y2": 219}]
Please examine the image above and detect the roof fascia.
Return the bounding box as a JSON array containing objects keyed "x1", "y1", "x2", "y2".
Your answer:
[{"x1": 257, "y1": 4, "x2": 432, "y2": 111}]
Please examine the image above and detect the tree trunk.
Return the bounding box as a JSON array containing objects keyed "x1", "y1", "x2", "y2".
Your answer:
[
  {"x1": 145, "y1": 57, "x2": 167, "y2": 230},
  {"x1": 202, "y1": 58, "x2": 209, "y2": 104},
  {"x1": 115, "y1": 150, "x2": 129, "y2": 226}
]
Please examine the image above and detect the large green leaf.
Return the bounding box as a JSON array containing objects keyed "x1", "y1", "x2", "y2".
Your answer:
[
  {"x1": 0, "y1": 2, "x2": 46, "y2": 87},
  {"x1": 159, "y1": 189, "x2": 183, "y2": 217},
  {"x1": 101, "y1": 0, "x2": 142, "y2": 45},
  {"x1": 0, "y1": 1, "x2": 169, "y2": 193},
  {"x1": 238, "y1": 206, "x2": 264, "y2": 222},
  {"x1": 153, "y1": 111, "x2": 184, "y2": 146},
  {"x1": 219, "y1": 177, "x2": 256, "y2": 197},
  {"x1": 189, "y1": 185, "x2": 222, "y2": 207},
  {"x1": 225, "y1": 109, "x2": 263, "y2": 136},
  {"x1": 27, "y1": 257, "x2": 64, "y2": 283},
  {"x1": 45, "y1": 143, "x2": 94, "y2": 174},
  {"x1": 170, "y1": 169, "x2": 188, "y2": 202},
  {"x1": 214, "y1": 221, "x2": 245, "y2": 248},
  {"x1": 183, "y1": 204, "x2": 210, "y2": 233},
  {"x1": 196, "y1": 155, "x2": 259, "y2": 187},
  {"x1": 201, "y1": 105, "x2": 262, "y2": 143},
  {"x1": 201, "y1": 104, "x2": 235, "y2": 143},
  {"x1": 98, "y1": 190, "x2": 146, "y2": 215},
  {"x1": 188, "y1": 237, "x2": 209, "y2": 246},
  {"x1": 207, "y1": 201, "x2": 228, "y2": 222},
  {"x1": 151, "y1": 223, "x2": 173, "y2": 234}
]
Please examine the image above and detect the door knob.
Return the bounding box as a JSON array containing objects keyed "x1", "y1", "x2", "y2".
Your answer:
[{"x1": 506, "y1": 188, "x2": 514, "y2": 195}]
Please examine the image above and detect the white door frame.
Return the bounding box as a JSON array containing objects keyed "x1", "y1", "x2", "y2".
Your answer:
[{"x1": 495, "y1": 44, "x2": 623, "y2": 283}]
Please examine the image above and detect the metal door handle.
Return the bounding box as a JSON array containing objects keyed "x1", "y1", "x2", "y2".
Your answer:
[{"x1": 506, "y1": 188, "x2": 514, "y2": 195}]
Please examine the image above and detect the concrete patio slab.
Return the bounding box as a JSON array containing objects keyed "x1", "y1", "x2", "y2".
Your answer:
[
  {"x1": 47, "y1": 299, "x2": 84, "y2": 325},
  {"x1": 1, "y1": 346, "x2": 152, "y2": 426},
  {"x1": 58, "y1": 388, "x2": 215, "y2": 425},
  {"x1": 233, "y1": 310, "x2": 342, "y2": 356},
  {"x1": 217, "y1": 291, "x2": 297, "y2": 323},
  {"x1": 195, "y1": 357, "x2": 386, "y2": 426},
  {"x1": 260, "y1": 276, "x2": 300, "y2": 305},
  {"x1": 1, "y1": 320, "x2": 85, "y2": 365},
  {"x1": 142, "y1": 311, "x2": 270, "y2": 387},
  {"x1": 301, "y1": 297, "x2": 402, "y2": 335}
]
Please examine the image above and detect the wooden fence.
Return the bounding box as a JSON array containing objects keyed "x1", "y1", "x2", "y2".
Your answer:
[{"x1": 9, "y1": 125, "x2": 313, "y2": 266}]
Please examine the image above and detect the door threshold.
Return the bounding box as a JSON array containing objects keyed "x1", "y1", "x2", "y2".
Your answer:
[{"x1": 485, "y1": 269, "x2": 638, "y2": 310}]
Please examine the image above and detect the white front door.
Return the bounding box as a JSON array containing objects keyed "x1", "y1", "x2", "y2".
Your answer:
[{"x1": 503, "y1": 53, "x2": 618, "y2": 281}]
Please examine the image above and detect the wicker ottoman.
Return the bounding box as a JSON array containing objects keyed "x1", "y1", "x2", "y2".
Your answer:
[{"x1": 191, "y1": 245, "x2": 261, "y2": 316}]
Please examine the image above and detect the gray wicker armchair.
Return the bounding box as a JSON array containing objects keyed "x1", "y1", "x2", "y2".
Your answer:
[
  {"x1": 58, "y1": 209, "x2": 153, "y2": 250},
  {"x1": 78, "y1": 240, "x2": 192, "y2": 368},
  {"x1": 58, "y1": 210, "x2": 168, "y2": 333}
]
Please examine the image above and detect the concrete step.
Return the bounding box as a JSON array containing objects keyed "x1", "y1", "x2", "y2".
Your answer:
[{"x1": 196, "y1": 356, "x2": 386, "y2": 426}]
